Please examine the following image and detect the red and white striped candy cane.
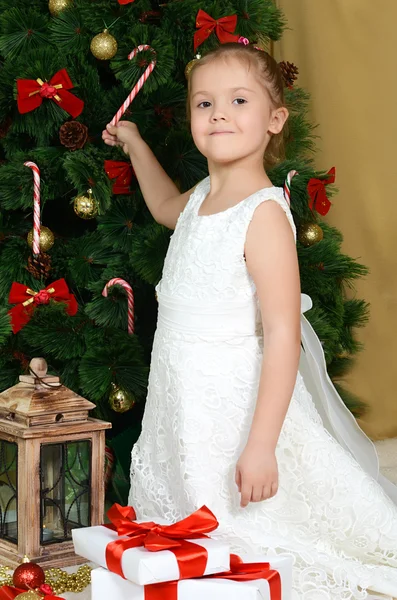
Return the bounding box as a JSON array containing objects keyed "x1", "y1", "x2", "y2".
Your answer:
[
  {"x1": 102, "y1": 278, "x2": 135, "y2": 334},
  {"x1": 283, "y1": 170, "x2": 298, "y2": 206},
  {"x1": 24, "y1": 161, "x2": 41, "y2": 255},
  {"x1": 110, "y1": 45, "x2": 157, "y2": 126}
]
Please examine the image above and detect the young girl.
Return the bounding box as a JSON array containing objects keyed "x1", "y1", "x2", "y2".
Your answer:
[{"x1": 103, "y1": 43, "x2": 397, "y2": 600}]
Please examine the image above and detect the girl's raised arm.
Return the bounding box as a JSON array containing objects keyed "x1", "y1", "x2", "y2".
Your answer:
[{"x1": 104, "y1": 121, "x2": 196, "y2": 229}]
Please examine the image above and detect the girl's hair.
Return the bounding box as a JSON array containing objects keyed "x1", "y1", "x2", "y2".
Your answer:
[{"x1": 186, "y1": 42, "x2": 287, "y2": 169}]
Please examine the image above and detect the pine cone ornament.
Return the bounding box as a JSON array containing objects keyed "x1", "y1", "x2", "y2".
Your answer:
[
  {"x1": 279, "y1": 60, "x2": 299, "y2": 88},
  {"x1": 59, "y1": 120, "x2": 88, "y2": 150},
  {"x1": 26, "y1": 253, "x2": 52, "y2": 280}
]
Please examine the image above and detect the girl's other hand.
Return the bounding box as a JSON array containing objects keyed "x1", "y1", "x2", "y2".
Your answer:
[
  {"x1": 102, "y1": 120, "x2": 141, "y2": 155},
  {"x1": 235, "y1": 440, "x2": 278, "y2": 507}
]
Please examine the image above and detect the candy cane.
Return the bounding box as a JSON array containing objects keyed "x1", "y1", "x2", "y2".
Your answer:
[
  {"x1": 110, "y1": 45, "x2": 156, "y2": 126},
  {"x1": 283, "y1": 170, "x2": 298, "y2": 206},
  {"x1": 102, "y1": 278, "x2": 135, "y2": 334},
  {"x1": 24, "y1": 161, "x2": 40, "y2": 255}
]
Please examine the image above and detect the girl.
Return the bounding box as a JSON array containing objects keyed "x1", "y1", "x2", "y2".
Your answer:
[{"x1": 103, "y1": 43, "x2": 397, "y2": 600}]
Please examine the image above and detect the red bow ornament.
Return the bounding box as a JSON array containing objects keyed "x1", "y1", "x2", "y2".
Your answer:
[
  {"x1": 118, "y1": 0, "x2": 135, "y2": 4},
  {"x1": 307, "y1": 167, "x2": 336, "y2": 216},
  {"x1": 194, "y1": 9, "x2": 239, "y2": 52},
  {"x1": 17, "y1": 69, "x2": 84, "y2": 118},
  {"x1": 105, "y1": 503, "x2": 218, "y2": 580},
  {"x1": 8, "y1": 279, "x2": 78, "y2": 334},
  {"x1": 0, "y1": 585, "x2": 64, "y2": 599},
  {"x1": 104, "y1": 160, "x2": 135, "y2": 194}
]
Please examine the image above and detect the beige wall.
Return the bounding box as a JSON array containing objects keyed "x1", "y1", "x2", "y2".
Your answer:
[{"x1": 274, "y1": 0, "x2": 397, "y2": 439}]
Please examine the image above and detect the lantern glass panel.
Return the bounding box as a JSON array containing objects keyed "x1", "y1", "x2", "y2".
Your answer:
[
  {"x1": 0, "y1": 440, "x2": 18, "y2": 543},
  {"x1": 40, "y1": 440, "x2": 91, "y2": 544}
]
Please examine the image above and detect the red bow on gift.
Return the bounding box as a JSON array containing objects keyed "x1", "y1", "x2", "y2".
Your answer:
[
  {"x1": 307, "y1": 167, "x2": 336, "y2": 216},
  {"x1": 194, "y1": 9, "x2": 239, "y2": 51},
  {"x1": 105, "y1": 504, "x2": 218, "y2": 580},
  {"x1": 17, "y1": 69, "x2": 84, "y2": 118},
  {"x1": 104, "y1": 160, "x2": 135, "y2": 194},
  {"x1": 8, "y1": 279, "x2": 78, "y2": 334},
  {"x1": 0, "y1": 585, "x2": 64, "y2": 599},
  {"x1": 145, "y1": 554, "x2": 282, "y2": 600}
]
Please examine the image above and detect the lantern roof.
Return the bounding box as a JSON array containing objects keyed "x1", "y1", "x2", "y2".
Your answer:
[{"x1": 0, "y1": 357, "x2": 96, "y2": 429}]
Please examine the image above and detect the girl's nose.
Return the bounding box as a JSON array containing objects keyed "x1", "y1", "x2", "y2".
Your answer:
[
  {"x1": 211, "y1": 114, "x2": 226, "y2": 122},
  {"x1": 210, "y1": 106, "x2": 228, "y2": 122}
]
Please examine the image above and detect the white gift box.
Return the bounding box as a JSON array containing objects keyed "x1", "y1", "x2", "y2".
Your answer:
[
  {"x1": 72, "y1": 522, "x2": 230, "y2": 586},
  {"x1": 90, "y1": 555, "x2": 293, "y2": 600}
]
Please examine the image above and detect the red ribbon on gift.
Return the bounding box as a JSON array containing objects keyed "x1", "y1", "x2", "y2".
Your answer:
[
  {"x1": 145, "y1": 554, "x2": 282, "y2": 600},
  {"x1": 8, "y1": 279, "x2": 78, "y2": 334},
  {"x1": 104, "y1": 160, "x2": 135, "y2": 194},
  {"x1": 307, "y1": 167, "x2": 336, "y2": 216},
  {"x1": 105, "y1": 504, "x2": 218, "y2": 581},
  {"x1": 0, "y1": 585, "x2": 64, "y2": 599},
  {"x1": 17, "y1": 69, "x2": 84, "y2": 118},
  {"x1": 194, "y1": 9, "x2": 239, "y2": 51}
]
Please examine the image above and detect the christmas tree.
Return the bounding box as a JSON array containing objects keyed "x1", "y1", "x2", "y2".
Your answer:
[{"x1": 0, "y1": 0, "x2": 369, "y2": 504}]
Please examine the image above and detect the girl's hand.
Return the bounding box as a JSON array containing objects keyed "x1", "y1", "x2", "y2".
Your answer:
[
  {"x1": 102, "y1": 121, "x2": 141, "y2": 155},
  {"x1": 235, "y1": 440, "x2": 278, "y2": 508}
]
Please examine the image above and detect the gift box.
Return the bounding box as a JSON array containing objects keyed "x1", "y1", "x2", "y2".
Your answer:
[
  {"x1": 72, "y1": 504, "x2": 230, "y2": 586},
  {"x1": 90, "y1": 555, "x2": 293, "y2": 600}
]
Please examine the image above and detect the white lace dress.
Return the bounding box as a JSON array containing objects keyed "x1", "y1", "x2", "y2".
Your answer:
[{"x1": 129, "y1": 176, "x2": 397, "y2": 600}]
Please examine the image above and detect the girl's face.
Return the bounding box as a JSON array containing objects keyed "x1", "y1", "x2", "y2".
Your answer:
[{"x1": 189, "y1": 57, "x2": 287, "y2": 165}]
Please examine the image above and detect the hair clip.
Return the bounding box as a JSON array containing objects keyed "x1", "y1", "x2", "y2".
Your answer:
[{"x1": 237, "y1": 36, "x2": 265, "y2": 52}]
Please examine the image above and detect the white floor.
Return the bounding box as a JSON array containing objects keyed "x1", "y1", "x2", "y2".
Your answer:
[{"x1": 64, "y1": 439, "x2": 397, "y2": 600}]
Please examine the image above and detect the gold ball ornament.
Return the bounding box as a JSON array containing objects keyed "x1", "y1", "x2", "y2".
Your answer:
[
  {"x1": 73, "y1": 189, "x2": 98, "y2": 220},
  {"x1": 48, "y1": 0, "x2": 73, "y2": 16},
  {"x1": 185, "y1": 53, "x2": 201, "y2": 79},
  {"x1": 298, "y1": 222, "x2": 324, "y2": 247},
  {"x1": 27, "y1": 226, "x2": 54, "y2": 252},
  {"x1": 109, "y1": 384, "x2": 136, "y2": 413},
  {"x1": 15, "y1": 592, "x2": 41, "y2": 600},
  {"x1": 90, "y1": 29, "x2": 118, "y2": 60}
]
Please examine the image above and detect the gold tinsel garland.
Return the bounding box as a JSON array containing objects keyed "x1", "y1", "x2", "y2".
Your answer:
[{"x1": 0, "y1": 564, "x2": 91, "y2": 595}]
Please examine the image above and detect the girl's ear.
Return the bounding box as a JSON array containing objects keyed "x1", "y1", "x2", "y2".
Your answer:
[{"x1": 268, "y1": 107, "x2": 289, "y2": 135}]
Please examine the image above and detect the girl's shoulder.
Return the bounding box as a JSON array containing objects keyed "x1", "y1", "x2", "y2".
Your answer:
[{"x1": 241, "y1": 185, "x2": 296, "y2": 241}]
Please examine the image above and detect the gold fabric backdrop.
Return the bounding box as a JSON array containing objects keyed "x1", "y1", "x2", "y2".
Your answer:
[{"x1": 274, "y1": 0, "x2": 397, "y2": 439}]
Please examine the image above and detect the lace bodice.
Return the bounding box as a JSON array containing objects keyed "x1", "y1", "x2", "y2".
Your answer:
[{"x1": 156, "y1": 176, "x2": 296, "y2": 305}]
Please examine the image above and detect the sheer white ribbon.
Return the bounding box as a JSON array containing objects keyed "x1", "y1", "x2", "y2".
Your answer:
[{"x1": 300, "y1": 293, "x2": 397, "y2": 503}]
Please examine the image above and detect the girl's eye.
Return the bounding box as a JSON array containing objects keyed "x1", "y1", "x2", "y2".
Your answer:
[{"x1": 196, "y1": 98, "x2": 247, "y2": 108}]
